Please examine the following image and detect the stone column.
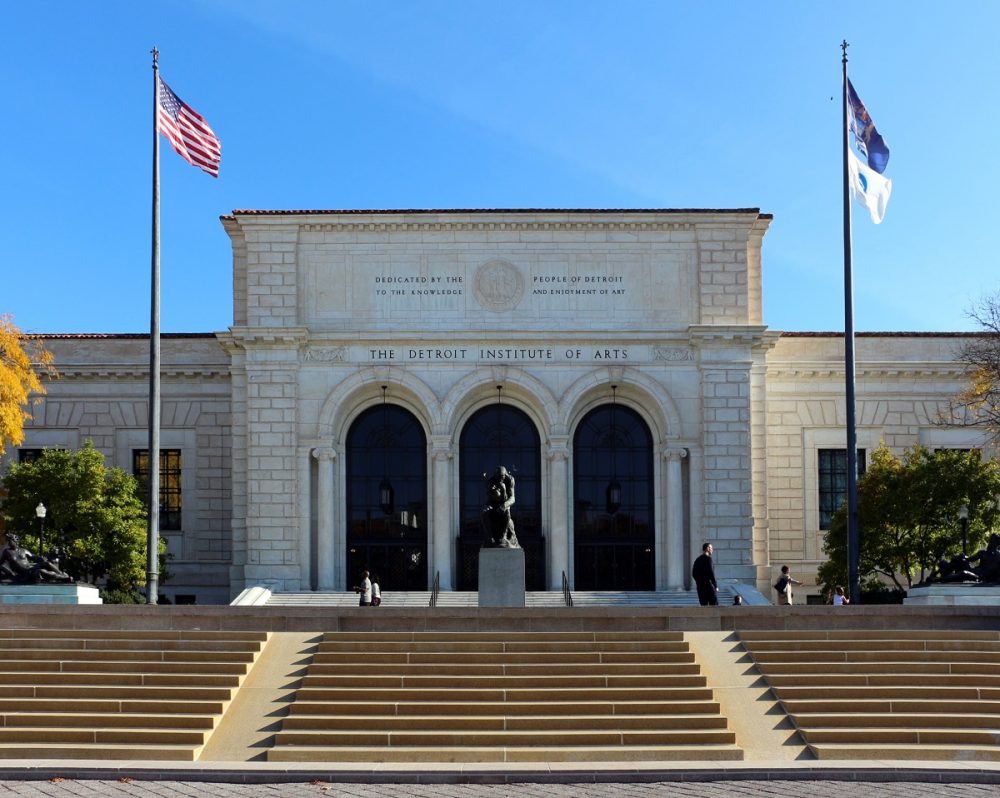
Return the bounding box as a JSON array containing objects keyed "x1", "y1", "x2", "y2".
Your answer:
[
  {"x1": 664, "y1": 447, "x2": 688, "y2": 589},
  {"x1": 298, "y1": 446, "x2": 313, "y2": 590},
  {"x1": 312, "y1": 447, "x2": 337, "y2": 591},
  {"x1": 431, "y1": 440, "x2": 454, "y2": 590},
  {"x1": 547, "y1": 439, "x2": 571, "y2": 590}
]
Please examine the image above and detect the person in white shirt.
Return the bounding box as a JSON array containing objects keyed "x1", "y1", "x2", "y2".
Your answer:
[
  {"x1": 370, "y1": 574, "x2": 382, "y2": 607},
  {"x1": 354, "y1": 570, "x2": 372, "y2": 606},
  {"x1": 832, "y1": 585, "x2": 850, "y2": 606}
]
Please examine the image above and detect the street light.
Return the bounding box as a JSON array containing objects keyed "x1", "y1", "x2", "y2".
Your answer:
[
  {"x1": 958, "y1": 504, "x2": 969, "y2": 556},
  {"x1": 35, "y1": 502, "x2": 47, "y2": 555}
]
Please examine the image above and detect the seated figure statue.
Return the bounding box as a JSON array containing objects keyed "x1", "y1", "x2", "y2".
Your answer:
[
  {"x1": 970, "y1": 533, "x2": 1000, "y2": 584},
  {"x1": 927, "y1": 552, "x2": 980, "y2": 585},
  {"x1": 0, "y1": 532, "x2": 73, "y2": 584},
  {"x1": 481, "y1": 465, "x2": 520, "y2": 549}
]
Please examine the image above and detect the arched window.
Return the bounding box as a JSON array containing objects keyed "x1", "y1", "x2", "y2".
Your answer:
[
  {"x1": 345, "y1": 404, "x2": 427, "y2": 591},
  {"x1": 573, "y1": 403, "x2": 654, "y2": 590},
  {"x1": 458, "y1": 404, "x2": 543, "y2": 590}
]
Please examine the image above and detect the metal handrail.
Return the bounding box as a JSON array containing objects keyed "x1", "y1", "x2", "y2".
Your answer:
[
  {"x1": 430, "y1": 570, "x2": 440, "y2": 608},
  {"x1": 562, "y1": 570, "x2": 573, "y2": 606}
]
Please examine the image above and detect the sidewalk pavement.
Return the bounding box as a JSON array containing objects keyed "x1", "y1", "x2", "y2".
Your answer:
[{"x1": 0, "y1": 759, "x2": 997, "y2": 789}]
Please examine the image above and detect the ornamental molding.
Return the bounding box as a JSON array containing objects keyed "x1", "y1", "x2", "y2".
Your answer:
[
  {"x1": 297, "y1": 220, "x2": 697, "y2": 234},
  {"x1": 222, "y1": 327, "x2": 309, "y2": 349},
  {"x1": 473, "y1": 259, "x2": 525, "y2": 312},
  {"x1": 768, "y1": 364, "x2": 968, "y2": 380},
  {"x1": 45, "y1": 366, "x2": 229, "y2": 381},
  {"x1": 653, "y1": 346, "x2": 694, "y2": 362},
  {"x1": 303, "y1": 346, "x2": 347, "y2": 363}
]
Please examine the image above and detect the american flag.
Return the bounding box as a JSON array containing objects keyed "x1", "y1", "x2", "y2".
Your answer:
[{"x1": 157, "y1": 77, "x2": 221, "y2": 177}]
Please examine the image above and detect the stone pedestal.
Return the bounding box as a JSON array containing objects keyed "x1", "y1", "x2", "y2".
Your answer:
[
  {"x1": 904, "y1": 583, "x2": 1000, "y2": 606},
  {"x1": 478, "y1": 548, "x2": 525, "y2": 607},
  {"x1": 0, "y1": 584, "x2": 102, "y2": 605}
]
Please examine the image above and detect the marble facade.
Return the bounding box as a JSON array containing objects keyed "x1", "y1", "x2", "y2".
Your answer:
[{"x1": 3, "y1": 209, "x2": 991, "y2": 603}]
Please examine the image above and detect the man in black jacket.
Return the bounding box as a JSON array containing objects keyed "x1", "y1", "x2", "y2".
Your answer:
[{"x1": 692, "y1": 542, "x2": 718, "y2": 606}]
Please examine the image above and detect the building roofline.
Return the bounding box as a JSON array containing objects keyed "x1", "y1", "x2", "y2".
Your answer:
[
  {"x1": 222, "y1": 207, "x2": 772, "y2": 221},
  {"x1": 778, "y1": 331, "x2": 989, "y2": 338},
  {"x1": 24, "y1": 332, "x2": 217, "y2": 340}
]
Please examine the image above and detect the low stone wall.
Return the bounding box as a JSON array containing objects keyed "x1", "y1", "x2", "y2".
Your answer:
[{"x1": 0, "y1": 603, "x2": 997, "y2": 633}]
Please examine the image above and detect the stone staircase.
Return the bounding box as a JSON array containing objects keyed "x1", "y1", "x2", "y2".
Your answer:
[
  {"x1": 739, "y1": 629, "x2": 1000, "y2": 761},
  {"x1": 267, "y1": 630, "x2": 742, "y2": 763},
  {"x1": 0, "y1": 628, "x2": 268, "y2": 760}
]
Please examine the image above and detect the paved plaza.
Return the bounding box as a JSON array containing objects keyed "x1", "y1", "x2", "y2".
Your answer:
[{"x1": 1, "y1": 780, "x2": 999, "y2": 798}]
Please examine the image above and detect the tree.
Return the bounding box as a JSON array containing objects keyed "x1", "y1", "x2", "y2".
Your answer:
[
  {"x1": 0, "y1": 442, "x2": 165, "y2": 601},
  {"x1": 0, "y1": 315, "x2": 53, "y2": 454},
  {"x1": 953, "y1": 291, "x2": 1000, "y2": 446},
  {"x1": 818, "y1": 443, "x2": 1000, "y2": 596}
]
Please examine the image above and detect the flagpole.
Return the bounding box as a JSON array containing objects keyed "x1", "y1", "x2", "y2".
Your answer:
[
  {"x1": 147, "y1": 47, "x2": 162, "y2": 605},
  {"x1": 841, "y1": 40, "x2": 861, "y2": 605}
]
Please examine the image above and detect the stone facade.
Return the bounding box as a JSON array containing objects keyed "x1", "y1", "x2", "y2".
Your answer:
[{"x1": 2, "y1": 209, "x2": 992, "y2": 603}]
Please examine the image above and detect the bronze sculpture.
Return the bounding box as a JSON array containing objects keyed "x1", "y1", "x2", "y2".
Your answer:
[
  {"x1": 481, "y1": 466, "x2": 520, "y2": 549},
  {"x1": 0, "y1": 532, "x2": 74, "y2": 584}
]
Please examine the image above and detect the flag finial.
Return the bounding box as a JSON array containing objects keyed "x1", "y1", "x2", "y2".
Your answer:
[
  {"x1": 841, "y1": 40, "x2": 849, "y2": 62},
  {"x1": 151, "y1": 47, "x2": 159, "y2": 68}
]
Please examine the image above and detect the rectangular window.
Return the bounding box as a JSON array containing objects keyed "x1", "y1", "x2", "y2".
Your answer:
[
  {"x1": 18, "y1": 449, "x2": 44, "y2": 464},
  {"x1": 133, "y1": 449, "x2": 182, "y2": 531},
  {"x1": 818, "y1": 448, "x2": 866, "y2": 530}
]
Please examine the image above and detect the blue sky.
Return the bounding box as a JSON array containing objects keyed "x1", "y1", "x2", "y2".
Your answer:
[{"x1": 5, "y1": 1, "x2": 999, "y2": 334}]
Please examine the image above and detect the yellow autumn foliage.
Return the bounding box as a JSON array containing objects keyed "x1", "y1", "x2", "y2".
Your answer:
[{"x1": 0, "y1": 315, "x2": 54, "y2": 454}]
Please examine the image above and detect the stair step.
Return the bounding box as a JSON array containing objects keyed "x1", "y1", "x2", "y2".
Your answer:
[
  {"x1": 299, "y1": 674, "x2": 707, "y2": 689},
  {"x1": 267, "y1": 744, "x2": 744, "y2": 763},
  {"x1": 293, "y1": 686, "x2": 714, "y2": 702},
  {"x1": 287, "y1": 699, "x2": 723, "y2": 717},
  {"x1": 802, "y1": 728, "x2": 999, "y2": 745},
  {"x1": 0, "y1": 685, "x2": 234, "y2": 701},
  {"x1": 272, "y1": 728, "x2": 737, "y2": 747},
  {"x1": 308, "y1": 662, "x2": 700, "y2": 676},
  {"x1": 808, "y1": 743, "x2": 1000, "y2": 761},
  {"x1": 0, "y1": 698, "x2": 227, "y2": 714},
  {"x1": 765, "y1": 674, "x2": 1000, "y2": 688},
  {"x1": 0, "y1": 712, "x2": 216, "y2": 729},
  {"x1": 0, "y1": 727, "x2": 208, "y2": 745},
  {"x1": 0, "y1": 743, "x2": 202, "y2": 761},
  {"x1": 323, "y1": 631, "x2": 684, "y2": 644},
  {"x1": 280, "y1": 713, "x2": 729, "y2": 731},
  {"x1": 781, "y1": 699, "x2": 1000, "y2": 716},
  {"x1": 316, "y1": 652, "x2": 695, "y2": 665},
  {"x1": 0, "y1": 672, "x2": 242, "y2": 687},
  {"x1": 790, "y1": 713, "x2": 1000, "y2": 730}
]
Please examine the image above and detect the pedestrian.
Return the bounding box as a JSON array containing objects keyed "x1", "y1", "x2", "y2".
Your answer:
[
  {"x1": 773, "y1": 565, "x2": 802, "y2": 606},
  {"x1": 692, "y1": 542, "x2": 718, "y2": 606},
  {"x1": 370, "y1": 573, "x2": 382, "y2": 607},
  {"x1": 832, "y1": 585, "x2": 849, "y2": 606},
  {"x1": 353, "y1": 569, "x2": 372, "y2": 607},
  {"x1": 732, "y1": 595, "x2": 743, "y2": 606}
]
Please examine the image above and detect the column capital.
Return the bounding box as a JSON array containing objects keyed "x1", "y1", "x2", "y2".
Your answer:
[
  {"x1": 662, "y1": 446, "x2": 688, "y2": 462},
  {"x1": 312, "y1": 446, "x2": 337, "y2": 462},
  {"x1": 432, "y1": 447, "x2": 454, "y2": 462},
  {"x1": 547, "y1": 441, "x2": 570, "y2": 462}
]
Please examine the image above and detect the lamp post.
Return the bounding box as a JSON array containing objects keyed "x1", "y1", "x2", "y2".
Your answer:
[
  {"x1": 35, "y1": 502, "x2": 47, "y2": 556},
  {"x1": 958, "y1": 504, "x2": 969, "y2": 556}
]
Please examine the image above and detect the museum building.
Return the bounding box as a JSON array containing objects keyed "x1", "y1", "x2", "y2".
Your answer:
[{"x1": 4, "y1": 209, "x2": 989, "y2": 604}]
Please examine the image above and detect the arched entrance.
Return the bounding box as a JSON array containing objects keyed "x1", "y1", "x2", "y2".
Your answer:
[
  {"x1": 345, "y1": 404, "x2": 428, "y2": 591},
  {"x1": 573, "y1": 403, "x2": 655, "y2": 590},
  {"x1": 458, "y1": 404, "x2": 543, "y2": 590}
]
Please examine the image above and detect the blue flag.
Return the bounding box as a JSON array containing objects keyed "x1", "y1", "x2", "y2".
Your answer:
[{"x1": 847, "y1": 79, "x2": 890, "y2": 174}]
